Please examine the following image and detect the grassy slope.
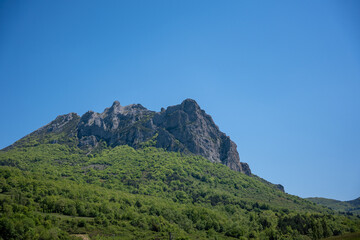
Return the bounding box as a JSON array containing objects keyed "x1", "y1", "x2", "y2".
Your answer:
[{"x1": 0, "y1": 144, "x2": 359, "y2": 240}]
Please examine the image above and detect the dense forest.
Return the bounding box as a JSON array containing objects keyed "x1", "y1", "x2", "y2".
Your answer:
[{"x1": 0, "y1": 142, "x2": 359, "y2": 239}]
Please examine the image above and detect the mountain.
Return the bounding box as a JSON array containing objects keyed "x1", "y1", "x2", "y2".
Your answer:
[
  {"x1": 307, "y1": 197, "x2": 360, "y2": 216},
  {"x1": 5, "y1": 99, "x2": 251, "y2": 175},
  {"x1": 0, "y1": 99, "x2": 359, "y2": 239}
]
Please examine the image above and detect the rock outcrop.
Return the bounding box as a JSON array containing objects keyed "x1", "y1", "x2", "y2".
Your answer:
[
  {"x1": 75, "y1": 99, "x2": 250, "y2": 175},
  {"x1": 152, "y1": 99, "x2": 251, "y2": 175}
]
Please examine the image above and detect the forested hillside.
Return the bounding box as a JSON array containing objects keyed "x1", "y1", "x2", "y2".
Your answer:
[
  {"x1": 0, "y1": 144, "x2": 359, "y2": 239},
  {"x1": 307, "y1": 197, "x2": 360, "y2": 217}
]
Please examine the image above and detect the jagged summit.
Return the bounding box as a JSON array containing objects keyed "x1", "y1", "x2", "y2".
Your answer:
[
  {"x1": 112, "y1": 100, "x2": 121, "y2": 106},
  {"x1": 103, "y1": 101, "x2": 150, "y2": 116},
  {"x1": 4, "y1": 99, "x2": 251, "y2": 175}
]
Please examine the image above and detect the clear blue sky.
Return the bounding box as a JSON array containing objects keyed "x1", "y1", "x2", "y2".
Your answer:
[{"x1": 1, "y1": 0, "x2": 359, "y2": 201}]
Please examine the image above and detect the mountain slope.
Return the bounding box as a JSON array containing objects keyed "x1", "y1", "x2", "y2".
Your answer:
[
  {"x1": 1, "y1": 144, "x2": 359, "y2": 239},
  {"x1": 307, "y1": 197, "x2": 360, "y2": 216}
]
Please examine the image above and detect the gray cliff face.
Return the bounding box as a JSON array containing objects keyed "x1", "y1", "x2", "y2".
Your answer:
[
  {"x1": 77, "y1": 101, "x2": 156, "y2": 149},
  {"x1": 152, "y1": 99, "x2": 250, "y2": 175},
  {"x1": 76, "y1": 99, "x2": 251, "y2": 175}
]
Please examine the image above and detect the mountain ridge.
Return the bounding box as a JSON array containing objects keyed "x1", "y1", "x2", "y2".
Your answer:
[{"x1": 4, "y1": 99, "x2": 251, "y2": 175}]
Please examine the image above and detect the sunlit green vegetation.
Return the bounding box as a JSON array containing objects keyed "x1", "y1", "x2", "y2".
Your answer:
[{"x1": 0, "y1": 144, "x2": 359, "y2": 239}]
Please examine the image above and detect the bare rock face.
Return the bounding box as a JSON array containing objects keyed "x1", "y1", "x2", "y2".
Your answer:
[
  {"x1": 152, "y1": 99, "x2": 250, "y2": 175},
  {"x1": 77, "y1": 101, "x2": 156, "y2": 148},
  {"x1": 77, "y1": 99, "x2": 251, "y2": 175}
]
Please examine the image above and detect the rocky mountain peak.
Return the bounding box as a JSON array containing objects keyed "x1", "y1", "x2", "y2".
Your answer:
[
  {"x1": 181, "y1": 98, "x2": 200, "y2": 111},
  {"x1": 107, "y1": 100, "x2": 122, "y2": 114},
  {"x1": 104, "y1": 101, "x2": 151, "y2": 117},
  {"x1": 6, "y1": 99, "x2": 251, "y2": 175},
  {"x1": 76, "y1": 99, "x2": 251, "y2": 175},
  {"x1": 112, "y1": 100, "x2": 121, "y2": 106}
]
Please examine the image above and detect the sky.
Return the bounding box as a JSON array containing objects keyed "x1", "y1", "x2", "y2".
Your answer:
[{"x1": 0, "y1": 0, "x2": 359, "y2": 201}]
